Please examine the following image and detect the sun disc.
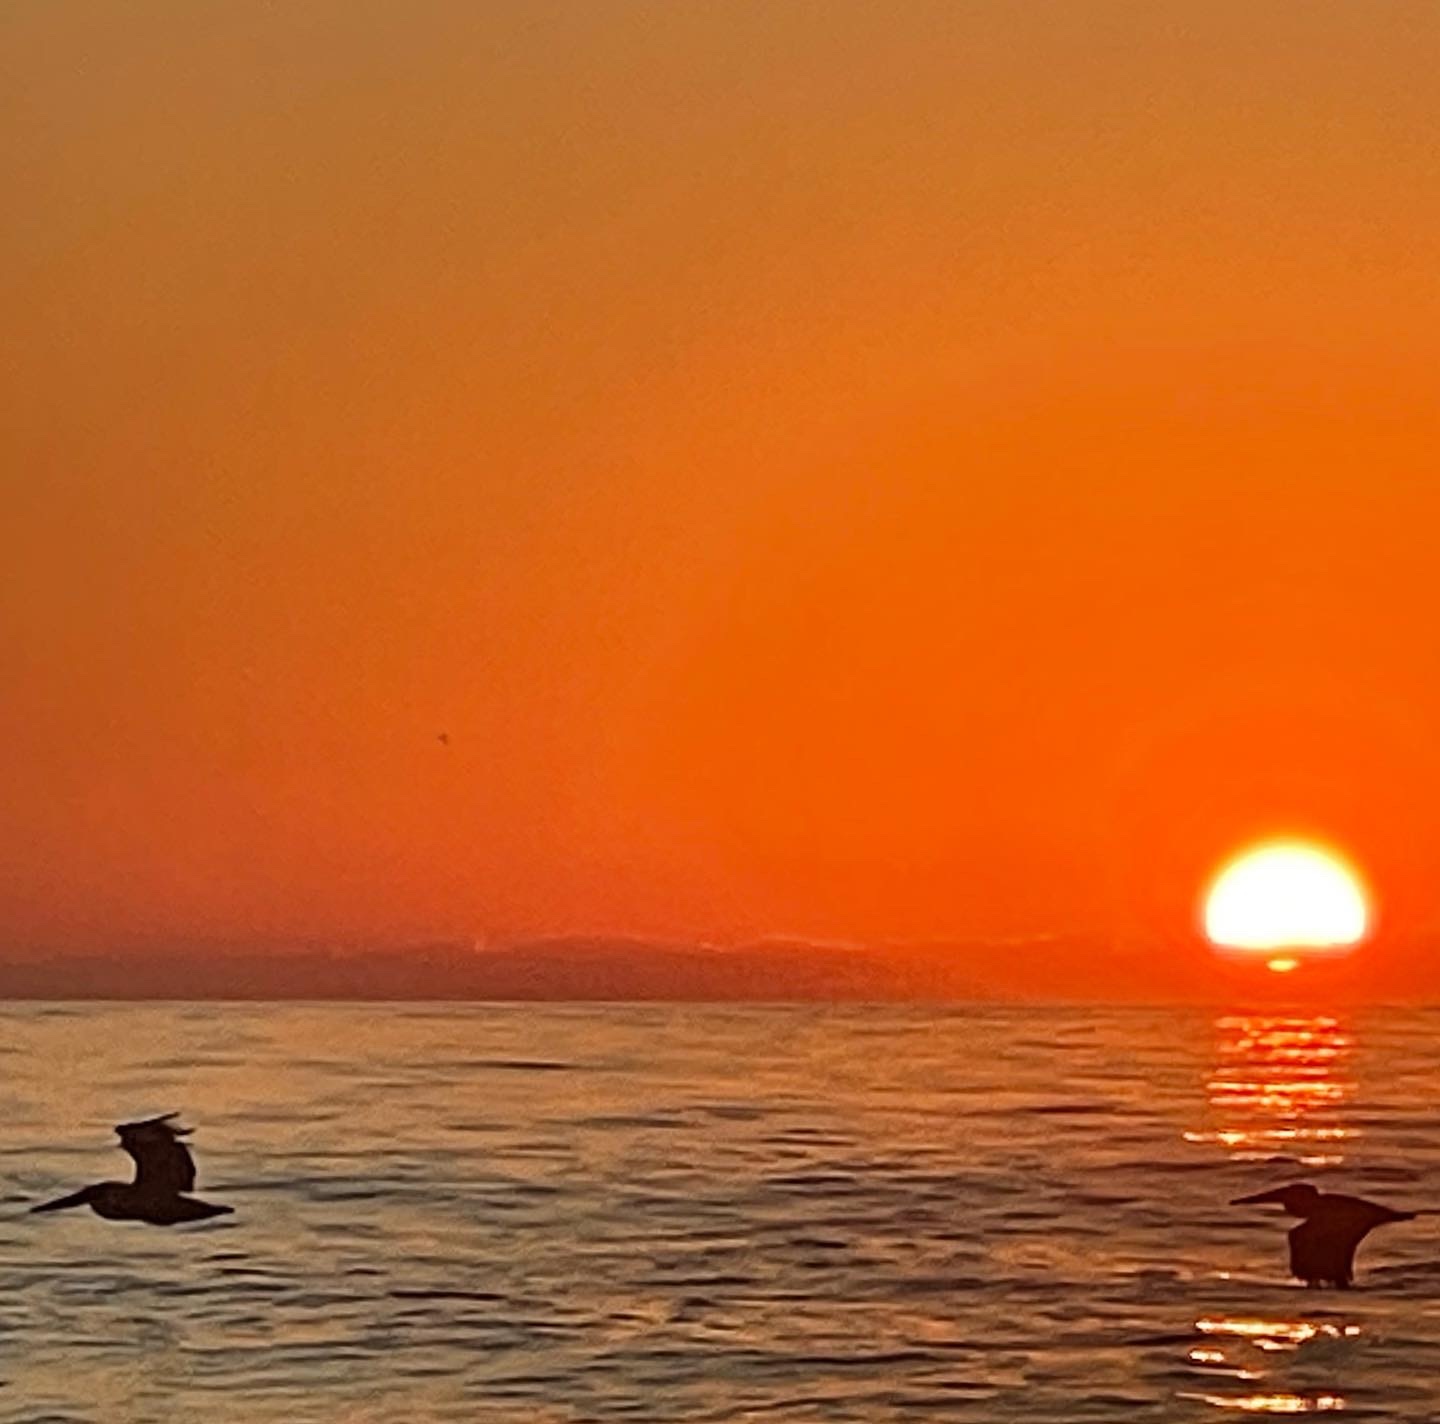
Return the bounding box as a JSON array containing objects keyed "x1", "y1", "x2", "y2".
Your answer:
[{"x1": 1203, "y1": 841, "x2": 1369, "y2": 956}]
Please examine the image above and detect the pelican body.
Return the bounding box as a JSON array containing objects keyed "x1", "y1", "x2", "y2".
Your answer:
[
  {"x1": 32, "y1": 1114, "x2": 232, "y2": 1226},
  {"x1": 1232, "y1": 1182, "x2": 1418, "y2": 1288}
]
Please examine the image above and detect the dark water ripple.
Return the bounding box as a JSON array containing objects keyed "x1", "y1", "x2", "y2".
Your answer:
[{"x1": 1, "y1": 1004, "x2": 1440, "y2": 1419}]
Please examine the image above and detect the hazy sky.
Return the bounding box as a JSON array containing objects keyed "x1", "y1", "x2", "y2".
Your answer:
[{"x1": 5, "y1": 3, "x2": 1440, "y2": 964}]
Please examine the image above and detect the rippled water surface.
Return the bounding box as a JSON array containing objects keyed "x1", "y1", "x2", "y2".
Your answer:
[{"x1": 5, "y1": 1003, "x2": 1440, "y2": 1421}]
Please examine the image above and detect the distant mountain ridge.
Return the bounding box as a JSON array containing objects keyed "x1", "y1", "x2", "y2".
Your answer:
[{"x1": 0, "y1": 931, "x2": 1355, "y2": 1000}]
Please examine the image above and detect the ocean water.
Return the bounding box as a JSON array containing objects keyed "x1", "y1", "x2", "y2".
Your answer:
[{"x1": 3, "y1": 1004, "x2": 1440, "y2": 1421}]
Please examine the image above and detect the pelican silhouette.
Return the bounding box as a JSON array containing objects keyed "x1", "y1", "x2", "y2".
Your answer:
[
  {"x1": 31, "y1": 1114, "x2": 233, "y2": 1226},
  {"x1": 1232, "y1": 1182, "x2": 1429, "y2": 1288}
]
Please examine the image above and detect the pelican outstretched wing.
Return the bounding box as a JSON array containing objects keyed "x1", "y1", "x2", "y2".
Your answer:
[
  {"x1": 1288, "y1": 1217, "x2": 1362, "y2": 1287},
  {"x1": 1288, "y1": 1194, "x2": 1410, "y2": 1287},
  {"x1": 116, "y1": 1113, "x2": 197, "y2": 1194}
]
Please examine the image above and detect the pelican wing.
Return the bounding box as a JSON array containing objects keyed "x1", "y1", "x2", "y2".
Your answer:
[
  {"x1": 1287, "y1": 1195, "x2": 1405, "y2": 1287},
  {"x1": 1288, "y1": 1218, "x2": 1360, "y2": 1287},
  {"x1": 116, "y1": 1113, "x2": 197, "y2": 1194}
]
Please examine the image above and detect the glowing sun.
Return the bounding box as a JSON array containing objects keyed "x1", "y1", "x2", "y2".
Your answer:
[{"x1": 1203, "y1": 841, "x2": 1370, "y2": 970}]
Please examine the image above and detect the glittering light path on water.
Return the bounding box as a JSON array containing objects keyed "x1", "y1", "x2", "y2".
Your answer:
[{"x1": 1186, "y1": 1016, "x2": 1357, "y2": 1167}]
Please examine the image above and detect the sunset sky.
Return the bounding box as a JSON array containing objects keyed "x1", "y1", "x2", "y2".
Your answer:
[{"x1": 5, "y1": 4, "x2": 1440, "y2": 984}]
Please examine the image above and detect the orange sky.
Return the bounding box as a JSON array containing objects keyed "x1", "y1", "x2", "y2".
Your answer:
[{"x1": 4, "y1": 4, "x2": 1440, "y2": 982}]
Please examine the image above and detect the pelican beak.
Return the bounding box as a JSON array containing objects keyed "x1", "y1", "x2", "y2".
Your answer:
[
  {"x1": 1231, "y1": 1188, "x2": 1288, "y2": 1206},
  {"x1": 30, "y1": 1188, "x2": 91, "y2": 1214}
]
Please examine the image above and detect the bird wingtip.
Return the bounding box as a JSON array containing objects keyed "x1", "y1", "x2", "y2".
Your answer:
[{"x1": 116, "y1": 1112, "x2": 192, "y2": 1136}]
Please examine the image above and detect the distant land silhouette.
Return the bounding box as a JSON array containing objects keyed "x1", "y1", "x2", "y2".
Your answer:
[{"x1": 0, "y1": 933, "x2": 1420, "y2": 1000}]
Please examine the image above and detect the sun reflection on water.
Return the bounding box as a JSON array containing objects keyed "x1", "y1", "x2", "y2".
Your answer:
[
  {"x1": 1184, "y1": 1014, "x2": 1357, "y2": 1166},
  {"x1": 1196, "y1": 1320, "x2": 1361, "y2": 1345},
  {"x1": 1183, "y1": 1315, "x2": 1362, "y2": 1409},
  {"x1": 1182, "y1": 1393, "x2": 1346, "y2": 1414},
  {"x1": 1181, "y1": 1014, "x2": 1364, "y2": 1413}
]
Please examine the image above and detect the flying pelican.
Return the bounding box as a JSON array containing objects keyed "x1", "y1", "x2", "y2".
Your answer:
[
  {"x1": 31, "y1": 1114, "x2": 233, "y2": 1226},
  {"x1": 1232, "y1": 1182, "x2": 1430, "y2": 1288}
]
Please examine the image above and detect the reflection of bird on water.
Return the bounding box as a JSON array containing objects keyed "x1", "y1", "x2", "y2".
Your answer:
[
  {"x1": 31, "y1": 1114, "x2": 233, "y2": 1226},
  {"x1": 1232, "y1": 1182, "x2": 1432, "y2": 1288}
]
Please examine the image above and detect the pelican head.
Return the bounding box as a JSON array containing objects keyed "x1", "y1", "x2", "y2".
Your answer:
[{"x1": 1231, "y1": 1182, "x2": 1322, "y2": 1217}]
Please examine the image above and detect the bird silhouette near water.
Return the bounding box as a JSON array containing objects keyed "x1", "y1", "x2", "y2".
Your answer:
[
  {"x1": 31, "y1": 1114, "x2": 233, "y2": 1226},
  {"x1": 1232, "y1": 1182, "x2": 1434, "y2": 1288}
]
